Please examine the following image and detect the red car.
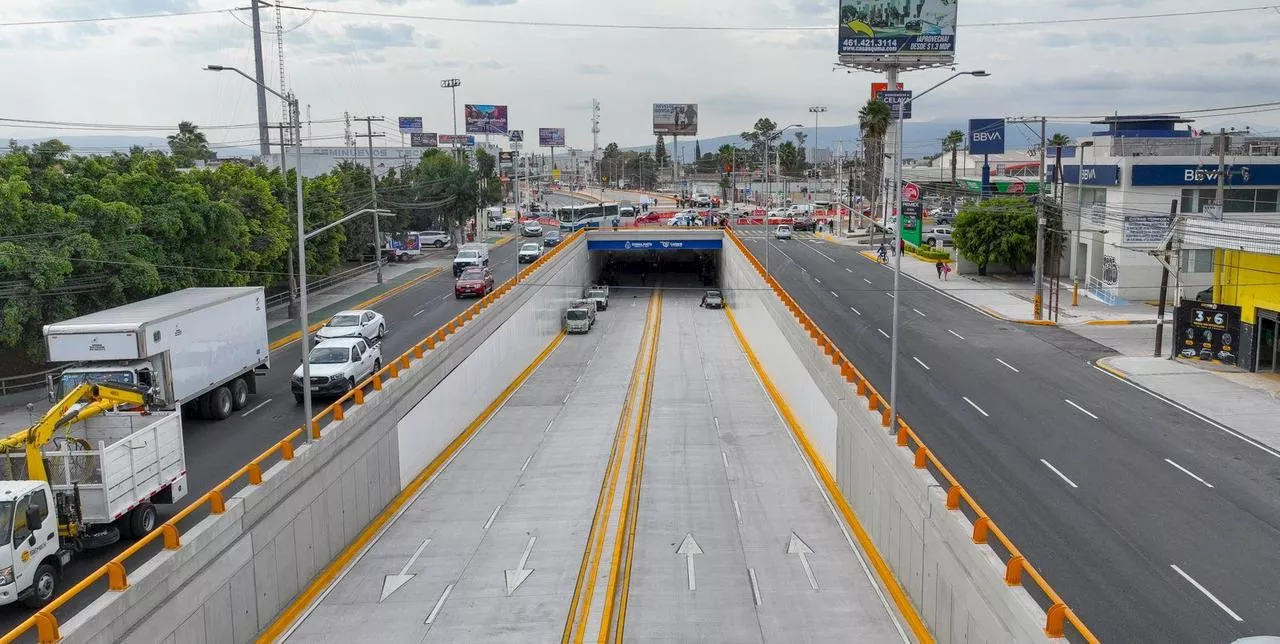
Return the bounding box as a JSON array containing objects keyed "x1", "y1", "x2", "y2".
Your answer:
[{"x1": 454, "y1": 266, "x2": 494, "y2": 299}]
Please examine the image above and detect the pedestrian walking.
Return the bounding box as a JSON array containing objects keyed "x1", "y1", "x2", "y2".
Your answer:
[
  {"x1": 936, "y1": 260, "x2": 945, "y2": 279},
  {"x1": 943, "y1": 263, "x2": 952, "y2": 281}
]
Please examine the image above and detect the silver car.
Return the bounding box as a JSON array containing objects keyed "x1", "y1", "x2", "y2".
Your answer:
[
  {"x1": 925, "y1": 226, "x2": 953, "y2": 248},
  {"x1": 774, "y1": 224, "x2": 793, "y2": 240}
]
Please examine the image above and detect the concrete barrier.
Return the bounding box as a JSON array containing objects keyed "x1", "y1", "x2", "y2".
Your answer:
[
  {"x1": 721, "y1": 237, "x2": 1060, "y2": 643},
  {"x1": 59, "y1": 237, "x2": 589, "y2": 644}
]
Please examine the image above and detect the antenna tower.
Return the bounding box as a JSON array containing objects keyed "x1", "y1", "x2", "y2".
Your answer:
[{"x1": 273, "y1": 3, "x2": 290, "y2": 143}]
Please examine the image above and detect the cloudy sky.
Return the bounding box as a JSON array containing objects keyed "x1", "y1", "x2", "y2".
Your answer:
[{"x1": 1, "y1": 0, "x2": 1277, "y2": 155}]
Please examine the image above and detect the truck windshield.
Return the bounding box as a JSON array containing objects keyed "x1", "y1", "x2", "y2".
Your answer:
[
  {"x1": 566, "y1": 310, "x2": 588, "y2": 321},
  {"x1": 329, "y1": 315, "x2": 360, "y2": 327},
  {"x1": 308, "y1": 347, "x2": 351, "y2": 364},
  {"x1": 59, "y1": 371, "x2": 135, "y2": 397},
  {"x1": 588, "y1": 290, "x2": 606, "y2": 298},
  {"x1": 458, "y1": 251, "x2": 479, "y2": 259},
  {"x1": 0, "y1": 501, "x2": 12, "y2": 547}
]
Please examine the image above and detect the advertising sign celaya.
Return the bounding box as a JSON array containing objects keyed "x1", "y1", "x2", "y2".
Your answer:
[
  {"x1": 1175, "y1": 300, "x2": 1241, "y2": 366},
  {"x1": 838, "y1": 0, "x2": 958, "y2": 60}
]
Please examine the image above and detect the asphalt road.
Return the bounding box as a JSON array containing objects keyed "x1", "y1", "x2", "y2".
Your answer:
[
  {"x1": 0, "y1": 197, "x2": 605, "y2": 634},
  {"x1": 736, "y1": 227, "x2": 1280, "y2": 643}
]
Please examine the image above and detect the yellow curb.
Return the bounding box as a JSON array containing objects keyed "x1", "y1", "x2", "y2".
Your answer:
[
  {"x1": 267, "y1": 267, "x2": 445, "y2": 352},
  {"x1": 1095, "y1": 360, "x2": 1130, "y2": 380},
  {"x1": 1086, "y1": 319, "x2": 1145, "y2": 326},
  {"x1": 491, "y1": 236, "x2": 514, "y2": 248}
]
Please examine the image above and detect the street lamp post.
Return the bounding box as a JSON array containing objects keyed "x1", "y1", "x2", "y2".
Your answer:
[
  {"x1": 441, "y1": 78, "x2": 461, "y2": 163},
  {"x1": 205, "y1": 64, "x2": 315, "y2": 442},
  {"x1": 1073, "y1": 141, "x2": 1094, "y2": 283},
  {"x1": 809, "y1": 106, "x2": 827, "y2": 198},
  {"x1": 763, "y1": 123, "x2": 804, "y2": 276},
  {"x1": 887, "y1": 70, "x2": 988, "y2": 436}
]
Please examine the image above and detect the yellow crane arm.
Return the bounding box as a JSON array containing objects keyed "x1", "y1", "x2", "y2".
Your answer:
[{"x1": 0, "y1": 381, "x2": 152, "y2": 483}]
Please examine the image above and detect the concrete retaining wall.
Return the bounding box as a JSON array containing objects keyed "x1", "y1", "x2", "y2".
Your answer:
[
  {"x1": 61, "y1": 238, "x2": 589, "y2": 644},
  {"x1": 721, "y1": 238, "x2": 1056, "y2": 643}
]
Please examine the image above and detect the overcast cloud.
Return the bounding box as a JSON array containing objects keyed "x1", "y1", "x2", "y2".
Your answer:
[{"x1": 1, "y1": 0, "x2": 1277, "y2": 153}]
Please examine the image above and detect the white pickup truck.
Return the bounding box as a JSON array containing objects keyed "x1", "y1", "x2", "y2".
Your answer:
[{"x1": 291, "y1": 337, "x2": 383, "y2": 402}]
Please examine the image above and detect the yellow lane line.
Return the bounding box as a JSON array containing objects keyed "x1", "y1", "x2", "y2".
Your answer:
[
  {"x1": 267, "y1": 267, "x2": 445, "y2": 351},
  {"x1": 599, "y1": 290, "x2": 663, "y2": 642},
  {"x1": 562, "y1": 294, "x2": 660, "y2": 643},
  {"x1": 722, "y1": 304, "x2": 935, "y2": 644},
  {"x1": 258, "y1": 330, "x2": 567, "y2": 643}
]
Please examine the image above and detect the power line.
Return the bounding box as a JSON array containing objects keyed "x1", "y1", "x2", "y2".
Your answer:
[{"x1": 0, "y1": 8, "x2": 230, "y2": 27}]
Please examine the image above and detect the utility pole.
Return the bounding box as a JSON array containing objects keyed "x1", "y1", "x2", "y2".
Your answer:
[
  {"x1": 1153, "y1": 199, "x2": 1179, "y2": 358},
  {"x1": 1213, "y1": 128, "x2": 1228, "y2": 219},
  {"x1": 250, "y1": 0, "x2": 270, "y2": 157},
  {"x1": 1032, "y1": 116, "x2": 1048, "y2": 320},
  {"x1": 355, "y1": 116, "x2": 387, "y2": 284},
  {"x1": 591, "y1": 99, "x2": 601, "y2": 187},
  {"x1": 269, "y1": 122, "x2": 299, "y2": 318}
]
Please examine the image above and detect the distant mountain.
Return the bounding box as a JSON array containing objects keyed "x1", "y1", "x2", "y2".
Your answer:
[
  {"x1": 7, "y1": 135, "x2": 259, "y2": 159},
  {"x1": 627, "y1": 121, "x2": 1101, "y2": 161}
]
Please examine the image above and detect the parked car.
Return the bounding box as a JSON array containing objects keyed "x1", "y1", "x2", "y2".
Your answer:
[
  {"x1": 418, "y1": 230, "x2": 451, "y2": 248},
  {"x1": 924, "y1": 226, "x2": 953, "y2": 248},
  {"x1": 518, "y1": 242, "x2": 542, "y2": 264},
  {"x1": 522, "y1": 221, "x2": 543, "y2": 237},
  {"x1": 775, "y1": 224, "x2": 793, "y2": 240},
  {"x1": 543, "y1": 229, "x2": 563, "y2": 247},
  {"x1": 454, "y1": 266, "x2": 495, "y2": 298},
  {"x1": 792, "y1": 215, "x2": 817, "y2": 231},
  {"x1": 700, "y1": 289, "x2": 724, "y2": 309},
  {"x1": 315, "y1": 309, "x2": 386, "y2": 344},
  {"x1": 291, "y1": 337, "x2": 382, "y2": 402},
  {"x1": 932, "y1": 209, "x2": 956, "y2": 225}
]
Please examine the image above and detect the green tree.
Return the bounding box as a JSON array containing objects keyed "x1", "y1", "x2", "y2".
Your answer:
[
  {"x1": 858, "y1": 100, "x2": 891, "y2": 216},
  {"x1": 951, "y1": 197, "x2": 1037, "y2": 276},
  {"x1": 740, "y1": 118, "x2": 779, "y2": 169},
  {"x1": 1048, "y1": 132, "x2": 1071, "y2": 196},
  {"x1": 777, "y1": 141, "x2": 801, "y2": 174},
  {"x1": 654, "y1": 135, "x2": 668, "y2": 165},
  {"x1": 942, "y1": 129, "x2": 964, "y2": 187},
  {"x1": 166, "y1": 121, "x2": 216, "y2": 167}
]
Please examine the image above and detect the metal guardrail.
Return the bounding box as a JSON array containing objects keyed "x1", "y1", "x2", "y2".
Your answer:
[
  {"x1": 0, "y1": 229, "x2": 586, "y2": 644},
  {"x1": 264, "y1": 260, "x2": 387, "y2": 310},
  {"x1": 723, "y1": 229, "x2": 1099, "y2": 643},
  {"x1": 0, "y1": 365, "x2": 66, "y2": 397},
  {"x1": 1085, "y1": 275, "x2": 1123, "y2": 306}
]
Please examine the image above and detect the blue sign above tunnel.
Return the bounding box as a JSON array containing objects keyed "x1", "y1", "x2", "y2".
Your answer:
[{"x1": 587, "y1": 239, "x2": 723, "y2": 251}]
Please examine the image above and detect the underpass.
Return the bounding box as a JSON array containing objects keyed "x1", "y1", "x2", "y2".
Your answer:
[{"x1": 13, "y1": 227, "x2": 1086, "y2": 644}]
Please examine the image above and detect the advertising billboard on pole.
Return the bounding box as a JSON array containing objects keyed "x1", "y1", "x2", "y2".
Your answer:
[
  {"x1": 870, "y1": 82, "x2": 904, "y2": 100},
  {"x1": 508, "y1": 129, "x2": 524, "y2": 143},
  {"x1": 652, "y1": 103, "x2": 698, "y2": 136},
  {"x1": 464, "y1": 104, "x2": 509, "y2": 134},
  {"x1": 837, "y1": 0, "x2": 957, "y2": 62},
  {"x1": 409, "y1": 133, "x2": 438, "y2": 148},
  {"x1": 439, "y1": 134, "x2": 476, "y2": 146},
  {"x1": 968, "y1": 118, "x2": 1006, "y2": 155},
  {"x1": 397, "y1": 117, "x2": 423, "y2": 134},
  {"x1": 539, "y1": 128, "x2": 566, "y2": 147}
]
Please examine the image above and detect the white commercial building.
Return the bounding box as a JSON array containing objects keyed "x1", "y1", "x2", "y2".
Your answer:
[{"x1": 1050, "y1": 115, "x2": 1280, "y2": 303}]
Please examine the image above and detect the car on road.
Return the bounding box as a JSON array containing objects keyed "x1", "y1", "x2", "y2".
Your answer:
[
  {"x1": 774, "y1": 224, "x2": 793, "y2": 240},
  {"x1": 543, "y1": 229, "x2": 563, "y2": 247},
  {"x1": 455, "y1": 266, "x2": 495, "y2": 298},
  {"x1": 315, "y1": 309, "x2": 386, "y2": 344},
  {"x1": 518, "y1": 242, "x2": 542, "y2": 264},
  {"x1": 924, "y1": 226, "x2": 953, "y2": 248},
  {"x1": 700, "y1": 289, "x2": 724, "y2": 309},
  {"x1": 491, "y1": 217, "x2": 515, "y2": 231},
  {"x1": 417, "y1": 230, "x2": 451, "y2": 248},
  {"x1": 292, "y1": 337, "x2": 382, "y2": 402},
  {"x1": 792, "y1": 214, "x2": 817, "y2": 231},
  {"x1": 522, "y1": 221, "x2": 543, "y2": 237},
  {"x1": 932, "y1": 209, "x2": 956, "y2": 225}
]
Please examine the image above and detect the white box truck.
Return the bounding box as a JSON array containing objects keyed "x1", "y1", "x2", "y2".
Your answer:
[
  {"x1": 0, "y1": 383, "x2": 188, "y2": 607},
  {"x1": 43, "y1": 287, "x2": 271, "y2": 421}
]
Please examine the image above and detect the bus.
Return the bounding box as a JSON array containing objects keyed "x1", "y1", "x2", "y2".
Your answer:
[{"x1": 554, "y1": 202, "x2": 623, "y2": 230}]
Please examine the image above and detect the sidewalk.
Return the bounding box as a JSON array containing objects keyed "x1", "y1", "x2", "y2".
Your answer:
[
  {"x1": 0, "y1": 234, "x2": 513, "y2": 432},
  {"x1": 843, "y1": 244, "x2": 1280, "y2": 455}
]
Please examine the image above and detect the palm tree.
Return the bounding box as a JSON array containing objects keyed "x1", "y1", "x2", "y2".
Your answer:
[
  {"x1": 942, "y1": 129, "x2": 964, "y2": 187},
  {"x1": 1048, "y1": 133, "x2": 1071, "y2": 197},
  {"x1": 858, "y1": 99, "x2": 891, "y2": 223}
]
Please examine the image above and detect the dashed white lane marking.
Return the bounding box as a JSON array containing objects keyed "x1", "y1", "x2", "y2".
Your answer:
[
  {"x1": 414, "y1": 309, "x2": 425, "y2": 317},
  {"x1": 913, "y1": 308, "x2": 926, "y2": 317},
  {"x1": 912, "y1": 357, "x2": 931, "y2": 370},
  {"x1": 948, "y1": 329, "x2": 965, "y2": 340},
  {"x1": 1040, "y1": 459, "x2": 1079, "y2": 488},
  {"x1": 1165, "y1": 458, "x2": 1214, "y2": 488},
  {"x1": 830, "y1": 291, "x2": 840, "y2": 298},
  {"x1": 877, "y1": 329, "x2": 890, "y2": 339},
  {"x1": 850, "y1": 306, "x2": 862, "y2": 316},
  {"x1": 996, "y1": 358, "x2": 1020, "y2": 373},
  {"x1": 1170, "y1": 565, "x2": 1242, "y2": 622},
  {"x1": 1065, "y1": 399, "x2": 1098, "y2": 420},
  {"x1": 962, "y1": 396, "x2": 989, "y2": 417},
  {"x1": 240, "y1": 399, "x2": 272, "y2": 417}
]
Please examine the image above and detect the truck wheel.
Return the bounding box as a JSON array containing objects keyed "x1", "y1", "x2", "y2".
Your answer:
[
  {"x1": 22, "y1": 564, "x2": 58, "y2": 608},
  {"x1": 231, "y1": 378, "x2": 250, "y2": 411},
  {"x1": 209, "y1": 386, "x2": 233, "y2": 420},
  {"x1": 128, "y1": 503, "x2": 157, "y2": 539}
]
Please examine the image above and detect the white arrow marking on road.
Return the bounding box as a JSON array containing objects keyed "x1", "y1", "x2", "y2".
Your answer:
[
  {"x1": 677, "y1": 533, "x2": 703, "y2": 591},
  {"x1": 787, "y1": 532, "x2": 819, "y2": 590},
  {"x1": 380, "y1": 538, "x2": 431, "y2": 602},
  {"x1": 504, "y1": 536, "x2": 537, "y2": 596}
]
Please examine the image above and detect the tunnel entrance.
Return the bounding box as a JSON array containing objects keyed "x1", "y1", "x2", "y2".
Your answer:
[{"x1": 586, "y1": 234, "x2": 722, "y2": 295}]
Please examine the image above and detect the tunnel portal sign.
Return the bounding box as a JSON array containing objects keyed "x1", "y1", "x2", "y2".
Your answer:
[{"x1": 587, "y1": 239, "x2": 723, "y2": 251}]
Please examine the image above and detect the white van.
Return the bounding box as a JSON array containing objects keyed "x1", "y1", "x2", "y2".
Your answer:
[{"x1": 452, "y1": 243, "x2": 490, "y2": 276}]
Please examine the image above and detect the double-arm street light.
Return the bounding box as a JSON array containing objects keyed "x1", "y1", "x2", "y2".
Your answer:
[
  {"x1": 441, "y1": 78, "x2": 462, "y2": 162},
  {"x1": 205, "y1": 64, "x2": 316, "y2": 441},
  {"x1": 887, "y1": 70, "x2": 989, "y2": 436}
]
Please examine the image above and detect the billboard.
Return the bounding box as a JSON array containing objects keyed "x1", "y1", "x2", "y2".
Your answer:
[
  {"x1": 879, "y1": 90, "x2": 913, "y2": 119},
  {"x1": 499, "y1": 151, "x2": 515, "y2": 165},
  {"x1": 1176, "y1": 300, "x2": 1241, "y2": 365},
  {"x1": 968, "y1": 118, "x2": 1006, "y2": 155},
  {"x1": 508, "y1": 129, "x2": 523, "y2": 143},
  {"x1": 409, "y1": 132, "x2": 438, "y2": 148},
  {"x1": 838, "y1": 0, "x2": 958, "y2": 60},
  {"x1": 870, "y1": 82, "x2": 904, "y2": 100},
  {"x1": 539, "y1": 127, "x2": 566, "y2": 147},
  {"x1": 397, "y1": 117, "x2": 423, "y2": 133},
  {"x1": 439, "y1": 134, "x2": 476, "y2": 146},
  {"x1": 464, "y1": 104, "x2": 509, "y2": 134},
  {"x1": 652, "y1": 103, "x2": 698, "y2": 136}
]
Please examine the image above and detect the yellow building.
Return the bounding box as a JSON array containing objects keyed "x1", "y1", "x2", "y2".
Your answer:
[{"x1": 1215, "y1": 249, "x2": 1280, "y2": 372}]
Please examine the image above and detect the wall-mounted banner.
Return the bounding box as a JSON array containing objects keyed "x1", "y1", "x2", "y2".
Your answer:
[
  {"x1": 1121, "y1": 215, "x2": 1173, "y2": 246},
  {"x1": 1176, "y1": 300, "x2": 1241, "y2": 365},
  {"x1": 397, "y1": 117, "x2": 423, "y2": 134},
  {"x1": 1059, "y1": 164, "x2": 1121, "y2": 186},
  {"x1": 1130, "y1": 164, "x2": 1280, "y2": 186},
  {"x1": 464, "y1": 104, "x2": 509, "y2": 134},
  {"x1": 587, "y1": 238, "x2": 723, "y2": 251},
  {"x1": 838, "y1": 0, "x2": 958, "y2": 60},
  {"x1": 409, "y1": 133, "x2": 438, "y2": 148},
  {"x1": 968, "y1": 118, "x2": 1006, "y2": 155},
  {"x1": 539, "y1": 127, "x2": 566, "y2": 147}
]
